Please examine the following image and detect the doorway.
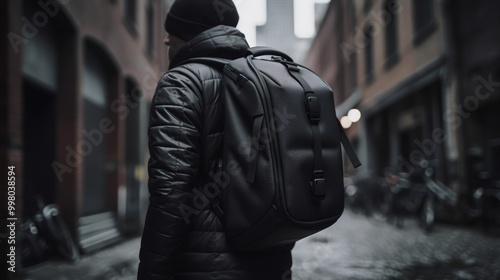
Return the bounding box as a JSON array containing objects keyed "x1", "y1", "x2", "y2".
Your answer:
[{"x1": 22, "y1": 80, "x2": 56, "y2": 217}]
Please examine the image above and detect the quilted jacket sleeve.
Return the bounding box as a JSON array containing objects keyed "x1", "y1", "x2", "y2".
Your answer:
[{"x1": 138, "y1": 68, "x2": 203, "y2": 279}]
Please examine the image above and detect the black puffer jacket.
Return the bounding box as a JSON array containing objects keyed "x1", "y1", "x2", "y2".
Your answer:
[{"x1": 138, "y1": 25, "x2": 293, "y2": 280}]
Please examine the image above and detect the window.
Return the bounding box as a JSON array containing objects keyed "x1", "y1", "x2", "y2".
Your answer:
[
  {"x1": 364, "y1": 24, "x2": 374, "y2": 85},
  {"x1": 146, "y1": 0, "x2": 154, "y2": 56},
  {"x1": 413, "y1": 0, "x2": 436, "y2": 45},
  {"x1": 384, "y1": 0, "x2": 399, "y2": 69},
  {"x1": 124, "y1": 0, "x2": 137, "y2": 36}
]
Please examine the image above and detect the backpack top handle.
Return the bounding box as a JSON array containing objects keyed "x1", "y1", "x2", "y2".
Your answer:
[{"x1": 246, "y1": 46, "x2": 294, "y2": 63}]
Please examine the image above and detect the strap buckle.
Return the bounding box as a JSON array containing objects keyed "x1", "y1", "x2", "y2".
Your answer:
[
  {"x1": 305, "y1": 95, "x2": 321, "y2": 123},
  {"x1": 285, "y1": 63, "x2": 300, "y2": 72},
  {"x1": 310, "y1": 170, "x2": 326, "y2": 201}
]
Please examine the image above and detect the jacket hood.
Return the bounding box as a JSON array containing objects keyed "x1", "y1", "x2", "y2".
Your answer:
[{"x1": 169, "y1": 25, "x2": 250, "y2": 69}]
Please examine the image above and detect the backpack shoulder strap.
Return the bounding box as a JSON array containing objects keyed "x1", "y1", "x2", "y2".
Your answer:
[
  {"x1": 182, "y1": 57, "x2": 230, "y2": 71},
  {"x1": 245, "y1": 46, "x2": 294, "y2": 62}
]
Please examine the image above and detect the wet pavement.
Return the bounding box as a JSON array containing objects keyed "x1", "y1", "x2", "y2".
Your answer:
[
  {"x1": 15, "y1": 236, "x2": 139, "y2": 280},
  {"x1": 292, "y1": 210, "x2": 500, "y2": 279},
  {"x1": 14, "y1": 210, "x2": 500, "y2": 280}
]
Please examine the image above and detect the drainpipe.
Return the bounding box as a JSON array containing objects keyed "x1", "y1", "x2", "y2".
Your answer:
[{"x1": 440, "y1": 0, "x2": 466, "y2": 212}]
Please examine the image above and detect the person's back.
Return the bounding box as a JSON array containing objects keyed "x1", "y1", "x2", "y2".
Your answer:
[{"x1": 137, "y1": 1, "x2": 293, "y2": 279}]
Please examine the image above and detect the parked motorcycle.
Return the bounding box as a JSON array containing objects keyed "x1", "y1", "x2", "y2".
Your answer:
[
  {"x1": 382, "y1": 160, "x2": 457, "y2": 232},
  {"x1": 420, "y1": 160, "x2": 458, "y2": 230},
  {"x1": 462, "y1": 174, "x2": 500, "y2": 237},
  {"x1": 18, "y1": 197, "x2": 80, "y2": 268},
  {"x1": 420, "y1": 160, "x2": 500, "y2": 237},
  {"x1": 382, "y1": 168, "x2": 431, "y2": 230}
]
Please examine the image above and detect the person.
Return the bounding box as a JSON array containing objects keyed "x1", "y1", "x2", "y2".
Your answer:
[{"x1": 137, "y1": 0, "x2": 293, "y2": 279}]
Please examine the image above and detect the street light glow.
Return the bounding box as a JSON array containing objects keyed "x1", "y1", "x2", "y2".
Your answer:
[
  {"x1": 340, "y1": 116, "x2": 352, "y2": 129},
  {"x1": 348, "y1": 109, "x2": 361, "y2": 123}
]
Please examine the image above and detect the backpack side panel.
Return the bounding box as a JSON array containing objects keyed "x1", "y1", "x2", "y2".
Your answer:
[
  {"x1": 254, "y1": 60, "x2": 344, "y2": 224},
  {"x1": 221, "y1": 58, "x2": 278, "y2": 240}
]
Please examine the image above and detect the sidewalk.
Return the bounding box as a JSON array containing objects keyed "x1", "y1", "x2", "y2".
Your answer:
[
  {"x1": 15, "y1": 237, "x2": 141, "y2": 280},
  {"x1": 14, "y1": 210, "x2": 500, "y2": 280}
]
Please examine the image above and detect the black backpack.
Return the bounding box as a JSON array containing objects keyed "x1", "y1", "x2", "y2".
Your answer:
[{"x1": 187, "y1": 47, "x2": 361, "y2": 251}]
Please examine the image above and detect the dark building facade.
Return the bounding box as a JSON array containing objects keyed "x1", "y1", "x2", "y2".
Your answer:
[
  {"x1": 1, "y1": 0, "x2": 169, "y2": 262},
  {"x1": 450, "y1": 1, "x2": 500, "y2": 184},
  {"x1": 306, "y1": 0, "x2": 500, "y2": 210}
]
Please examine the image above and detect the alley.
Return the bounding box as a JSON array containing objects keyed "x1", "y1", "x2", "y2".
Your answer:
[
  {"x1": 16, "y1": 210, "x2": 500, "y2": 280},
  {"x1": 3, "y1": 0, "x2": 500, "y2": 279}
]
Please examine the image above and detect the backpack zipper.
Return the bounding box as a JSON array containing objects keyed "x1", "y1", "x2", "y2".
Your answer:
[{"x1": 246, "y1": 57, "x2": 285, "y2": 214}]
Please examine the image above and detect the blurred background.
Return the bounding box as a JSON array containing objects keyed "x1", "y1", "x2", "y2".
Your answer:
[{"x1": 0, "y1": 0, "x2": 499, "y2": 279}]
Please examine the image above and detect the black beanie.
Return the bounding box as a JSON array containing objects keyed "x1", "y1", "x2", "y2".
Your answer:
[{"x1": 165, "y1": 0, "x2": 240, "y2": 42}]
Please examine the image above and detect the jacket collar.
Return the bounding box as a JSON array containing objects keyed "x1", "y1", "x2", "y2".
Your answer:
[{"x1": 169, "y1": 25, "x2": 250, "y2": 69}]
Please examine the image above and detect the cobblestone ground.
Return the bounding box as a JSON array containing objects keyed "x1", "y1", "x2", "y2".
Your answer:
[
  {"x1": 292, "y1": 210, "x2": 500, "y2": 280},
  {"x1": 15, "y1": 210, "x2": 500, "y2": 280}
]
